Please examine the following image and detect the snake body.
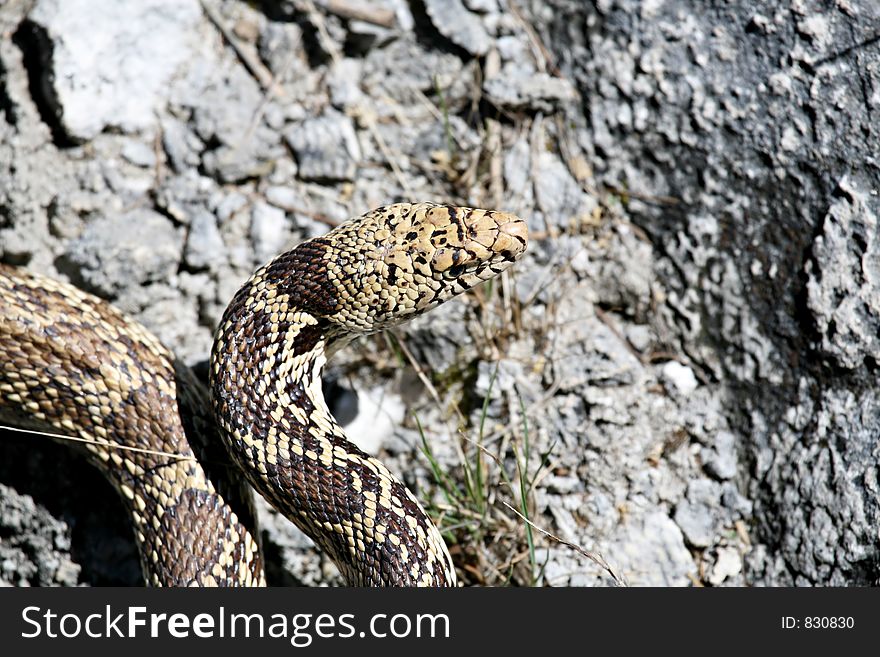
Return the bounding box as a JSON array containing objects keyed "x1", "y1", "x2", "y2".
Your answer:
[{"x1": 0, "y1": 202, "x2": 527, "y2": 586}]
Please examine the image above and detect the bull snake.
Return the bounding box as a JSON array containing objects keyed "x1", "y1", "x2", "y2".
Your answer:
[{"x1": 0, "y1": 202, "x2": 527, "y2": 586}]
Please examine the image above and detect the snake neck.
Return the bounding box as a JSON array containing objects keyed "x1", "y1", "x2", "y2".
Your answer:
[{"x1": 210, "y1": 254, "x2": 456, "y2": 586}]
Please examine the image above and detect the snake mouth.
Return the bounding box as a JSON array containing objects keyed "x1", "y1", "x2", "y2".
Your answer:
[{"x1": 495, "y1": 213, "x2": 529, "y2": 261}]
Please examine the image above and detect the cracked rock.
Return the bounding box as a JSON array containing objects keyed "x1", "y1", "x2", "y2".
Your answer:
[
  {"x1": 661, "y1": 361, "x2": 699, "y2": 396},
  {"x1": 184, "y1": 210, "x2": 225, "y2": 271},
  {"x1": 28, "y1": 0, "x2": 202, "y2": 141},
  {"x1": 674, "y1": 479, "x2": 722, "y2": 549},
  {"x1": 806, "y1": 176, "x2": 880, "y2": 369},
  {"x1": 62, "y1": 210, "x2": 182, "y2": 297},
  {"x1": 423, "y1": 0, "x2": 491, "y2": 56},
  {"x1": 702, "y1": 430, "x2": 738, "y2": 481},
  {"x1": 484, "y1": 71, "x2": 577, "y2": 113},
  {"x1": 250, "y1": 201, "x2": 288, "y2": 264},
  {"x1": 611, "y1": 512, "x2": 694, "y2": 586},
  {"x1": 707, "y1": 546, "x2": 742, "y2": 586},
  {"x1": 285, "y1": 110, "x2": 361, "y2": 182}
]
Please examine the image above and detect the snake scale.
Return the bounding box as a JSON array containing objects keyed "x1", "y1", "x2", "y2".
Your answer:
[{"x1": 0, "y1": 202, "x2": 527, "y2": 586}]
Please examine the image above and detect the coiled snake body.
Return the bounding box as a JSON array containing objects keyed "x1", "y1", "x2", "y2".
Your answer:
[{"x1": 0, "y1": 203, "x2": 527, "y2": 586}]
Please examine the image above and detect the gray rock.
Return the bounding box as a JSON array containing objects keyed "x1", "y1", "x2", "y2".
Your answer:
[
  {"x1": 250, "y1": 201, "x2": 288, "y2": 264},
  {"x1": 661, "y1": 361, "x2": 699, "y2": 396},
  {"x1": 588, "y1": 224, "x2": 654, "y2": 320},
  {"x1": 62, "y1": 210, "x2": 182, "y2": 297},
  {"x1": 484, "y1": 71, "x2": 578, "y2": 112},
  {"x1": 214, "y1": 190, "x2": 250, "y2": 223},
  {"x1": 347, "y1": 20, "x2": 393, "y2": 55},
  {"x1": 403, "y1": 291, "x2": 474, "y2": 374},
  {"x1": 474, "y1": 352, "x2": 542, "y2": 423},
  {"x1": 161, "y1": 117, "x2": 203, "y2": 173},
  {"x1": 423, "y1": 0, "x2": 491, "y2": 56},
  {"x1": 707, "y1": 546, "x2": 742, "y2": 586},
  {"x1": 674, "y1": 479, "x2": 721, "y2": 548},
  {"x1": 264, "y1": 186, "x2": 299, "y2": 211},
  {"x1": 721, "y1": 482, "x2": 753, "y2": 516},
  {"x1": 545, "y1": 280, "x2": 644, "y2": 391},
  {"x1": 202, "y1": 143, "x2": 279, "y2": 184},
  {"x1": 327, "y1": 58, "x2": 365, "y2": 108},
  {"x1": 413, "y1": 113, "x2": 481, "y2": 163},
  {"x1": 361, "y1": 37, "x2": 464, "y2": 103},
  {"x1": 28, "y1": 0, "x2": 202, "y2": 141},
  {"x1": 0, "y1": 428, "x2": 142, "y2": 586},
  {"x1": 503, "y1": 134, "x2": 534, "y2": 214},
  {"x1": 126, "y1": 282, "x2": 212, "y2": 367},
  {"x1": 184, "y1": 210, "x2": 225, "y2": 271},
  {"x1": 806, "y1": 176, "x2": 880, "y2": 369},
  {"x1": 496, "y1": 35, "x2": 532, "y2": 68},
  {"x1": 121, "y1": 139, "x2": 157, "y2": 168},
  {"x1": 258, "y1": 21, "x2": 303, "y2": 79},
  {"x1": 153, "y1": 172, "x2": 219, "y2": 226},
  {"x1": 386, "y1": 0, "x2": 414, "y2": 31},
  {"x1": 335, "y1": 385, "x2": 405, "y2": 456},
  {"x1": 0, "y1": 483, "x2": 79, "y2": 586},
  {"x1": 155, "y1": 174, "x2": 216, "y2": 226},
  {"x1": 532, "y1": 151, "x2": 595, "y2": 231},
  {"x1": 465, "y1": 0, "x2": 498, "y2": 12},
  {"x1": 610, "y1": 512, "x2": 694, "y2": 586},
  {"x1": 185, "y1": 62, "x2": 283, "y2": 183},
  {"x1": 284, "y1": 110, "x2": 361, "y2": 182},
  {"x1": 625, "y1": 324, "x2": 653, "y2": 353},
  {"x1": 702, "y1": 430, "x2": 738, "y2": 481},
  {"x1": 758, "y1": 386, "x2": 880, "y2": 585}
]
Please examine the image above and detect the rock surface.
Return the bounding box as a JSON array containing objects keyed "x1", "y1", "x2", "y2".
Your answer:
[
  {"x1": 28, "y1": 0, "x2": 203, "y2": 141},
  {"x1": 532, "y1": 0, "x2": 880, "y2": 584}
]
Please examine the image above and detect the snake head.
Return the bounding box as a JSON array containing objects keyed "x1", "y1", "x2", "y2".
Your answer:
[{"x1": 323, "y1": 202, "x2": 528, "y2": 332}]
